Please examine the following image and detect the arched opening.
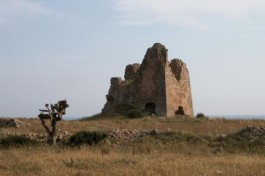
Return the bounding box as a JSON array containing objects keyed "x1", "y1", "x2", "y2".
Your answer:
[
  {"x1": 145, "y1": 103, "x2": 156, "y2": 114},
  {"x1": 175, "y1": 106, "x2": 185, "y2": 115}
]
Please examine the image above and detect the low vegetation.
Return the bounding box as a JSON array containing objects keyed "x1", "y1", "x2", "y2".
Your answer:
[
  {"x1": 0, "y1": 135, "x2": 38, "y2": 148},
  {"x1": 196, "y1": 112, "x2": 208, "y2": 119},
  {"x1": 67, "y1": 131, "x2": 108, "y2": 147}
]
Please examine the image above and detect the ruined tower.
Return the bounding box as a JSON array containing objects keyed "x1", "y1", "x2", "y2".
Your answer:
[{"x1": 102, "y1": 43, "x2": 194, "y2": 117}]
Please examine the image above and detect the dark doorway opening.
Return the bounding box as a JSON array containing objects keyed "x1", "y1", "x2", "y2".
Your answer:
[
  {"x1": 175, "y1": 106, "x2": 185, "y2": 115},
  {"x1": 145, "y1": 103, "x2": 156, "y2": 114}
]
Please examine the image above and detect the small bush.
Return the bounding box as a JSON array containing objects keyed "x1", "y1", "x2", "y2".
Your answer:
[
  {"x1": 0, "y1": 135, "x2": 37, "y2": 148},
  {"x1": 68, "y1": 131, "x2": 107, "y2": 147},
  {"x1": 196, "y1": 113, "x2": 208, "y2": 119},
  {"x1": 127, "y1": 109, "x2": 144, "y2": 118}
]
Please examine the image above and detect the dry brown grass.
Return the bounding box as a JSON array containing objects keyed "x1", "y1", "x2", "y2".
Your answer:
[
  {"x1": 1, "y1": 117, "x2": 265, "y2": 175},
  {"x1": 0, "y1": 146, "x2": 265, "y2": 176}
]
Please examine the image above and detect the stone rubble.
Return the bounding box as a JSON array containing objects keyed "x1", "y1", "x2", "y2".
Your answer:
[
  {"x1": 209, "y1": 126, "x2": 265, "y2": 153},
  {"x1": 227, "y1": 126, "x2": 265, "y2": 141},
  {"x1": 20, "y1": 133, "x2": 47, "y2": 142},
  {"x1": 107, "y1": 128, "x2": 158, "y2": 143},
  {"x1": 0, "y1": 118, "x2": 24, "y2": 128}
]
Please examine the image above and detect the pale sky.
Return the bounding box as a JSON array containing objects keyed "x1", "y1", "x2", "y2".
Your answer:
[{"x1": 1, "y1": 0, "x2": 265, "y2": 118}]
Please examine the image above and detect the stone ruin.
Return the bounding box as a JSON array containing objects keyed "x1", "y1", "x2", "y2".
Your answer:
[{"x1": 102, "y1": 43, "x2": 194, "y2": 117}]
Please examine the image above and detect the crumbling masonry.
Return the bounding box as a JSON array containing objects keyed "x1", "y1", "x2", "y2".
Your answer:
[{"x1": 102, "y1": 43, "x2": 194, "y2": 117}]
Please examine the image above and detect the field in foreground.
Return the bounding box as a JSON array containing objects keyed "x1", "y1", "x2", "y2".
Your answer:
[
  {"x1": 1, "y1": 146, "x2": 265, "y2": 176},
  {"x1": 1, "y1": 117, "x2": 265, "y2": 176}
]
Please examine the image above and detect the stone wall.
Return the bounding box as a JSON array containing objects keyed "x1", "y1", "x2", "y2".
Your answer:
[
  {"x1": 165, "y1": 59, "x2": 194, "y2": 116},
  {"x1": 125, "y1": 64, "x2": 140, "y2": 80},
  {"x1": 102, "y1": 43, "x2": 194, "y2": 117},
  {"x1": 134, "y1": 43, "x2": 167, "y2": 115}
]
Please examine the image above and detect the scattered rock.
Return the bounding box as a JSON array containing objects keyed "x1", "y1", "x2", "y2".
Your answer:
[
  {"x1": 226, "y1": 126, "x2": 265, "y2": 141},
  {"x1": 107, "y1": 128, "x2": 159, "y2": 144},
  {"x1": 212, "y1": 126, "x2": 265, "y2": 152},
  {"x1": 0, "y1": 118, "x2": 24, "y2": 128}
]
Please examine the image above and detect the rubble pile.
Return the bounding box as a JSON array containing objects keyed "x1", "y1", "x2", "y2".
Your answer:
[
  {"x1": 20, "y1": 133, "x2": 47, "y2": 142},
  {"x1": 20, "y1": 132, "x2": 70, "y2": 142},
  {"x1": 0, "y1": 118, "x2": 24, "y2": 128},
  {"x1": 212, "y1": 126, "x2": 265, "y2": 153},
  {"x1": 108, "y1": 128, "x2": 158, "y2": 143},
  {"x1": 227, "y1": 126, "x2": 265, "y2": 141}
]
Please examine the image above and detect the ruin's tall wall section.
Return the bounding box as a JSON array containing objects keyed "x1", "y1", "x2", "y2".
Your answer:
[
  {"x1": 165, "y1": 60, "x2": 194, "y2": 116},
  {"x1": 134, "y1": 44, "x2": 167, "y2": 116}
]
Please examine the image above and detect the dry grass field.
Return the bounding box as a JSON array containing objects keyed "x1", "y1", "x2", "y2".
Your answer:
[
  {"x1": 1, "y1": 146, "x2": 265, "y2": 176},
  {"x1": 1, "y1": 116, "x2": 265, "y2": 176}
]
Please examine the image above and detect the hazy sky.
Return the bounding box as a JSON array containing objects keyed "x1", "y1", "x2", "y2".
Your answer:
[{"x1": 1, "y1": 0, "x2": 265, "y2": 118}]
